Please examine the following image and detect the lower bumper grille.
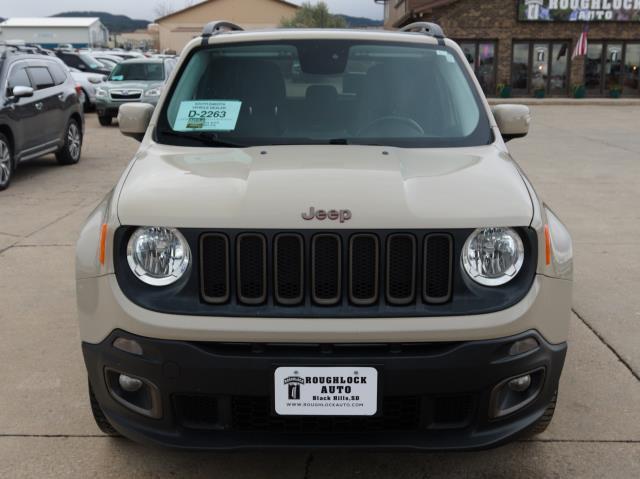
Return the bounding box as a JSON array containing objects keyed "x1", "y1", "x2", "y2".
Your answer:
[
  {"x1": 200, "y1": 230, "x2": 453, "y2": 309},
  {"x1": 173, "y1": 394, "x2": 474, "y2": 433}
]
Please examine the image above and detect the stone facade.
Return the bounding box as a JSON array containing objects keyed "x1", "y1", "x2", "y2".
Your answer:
[{"x1": 384, "y1": 0, "x2": 640, "y2": 96}]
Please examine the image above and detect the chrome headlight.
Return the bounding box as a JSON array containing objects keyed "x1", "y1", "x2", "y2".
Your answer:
[
  {"x1": 126, "y1": 227, "x2": 191, "y2": 286},
  {"x1": 145, "y1": 87, "x2": 162, "y2": 97},
  {"x1": 96, "y1": 87, "x2": 107, "y2": 98},
  {"x1": 462, "y1": 227, "x2": 524, "y2": 286}
]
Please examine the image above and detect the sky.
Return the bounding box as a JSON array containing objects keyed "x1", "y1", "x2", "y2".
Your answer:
[{"x1": 0, "y1": 0, "x2": 384, "y2": 21}]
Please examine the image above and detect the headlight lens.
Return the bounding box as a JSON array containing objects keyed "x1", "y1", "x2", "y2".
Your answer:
[
  {"x1": 462, "y1": 227, "x2": 524, "y2": 286},
  {"x1": 126, "y1": 227, "x2": 191, "y2": 286},
  {"x1": 145, "y1": 87, "x2": 162, "y2": 97},
  {"x1": 96, "y1": 87, "x2": 107, "y2": 98}
]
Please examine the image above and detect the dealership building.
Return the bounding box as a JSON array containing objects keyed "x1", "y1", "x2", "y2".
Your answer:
[
  {"x1": 382, "y1": 0, "x2": 640, "y2": 97},
  {"x1": 0, "y1": 17, "x2": 109, "y2": 49}
]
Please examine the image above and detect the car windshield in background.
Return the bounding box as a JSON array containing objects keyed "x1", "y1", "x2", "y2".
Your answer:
[
  {"x1": 80, "y1": 53, "x2": 105, "y2": 70},
  {"x1": 110, "y1": 62, "x2": 164, "y2": 82},
  {"x1": 157, "y1": 40, "x2": 492, "y2": 149}
]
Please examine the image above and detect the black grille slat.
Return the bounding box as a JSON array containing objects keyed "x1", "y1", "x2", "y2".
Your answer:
[
  {"x1": 349, "y1": 234, "x2": 379, "y2": 305},
  {"x1": 312, "y1": 234, "x2": 342, "y2": 305},
  {"x1": 237, "y1": 234, "x2": 267, "y2": 305},
  {"x1": 424, "y1": 234, "x2": 453, "y2": 303},
  {"x1": 200, "y1": 234, "x2": 229, "y2": 304},
  {"x1": 274, "y1": 234, "x2": 304, "y2": 305},
  {"x1": 386, "y1": 234, "x2": 417, "y2": 305}
]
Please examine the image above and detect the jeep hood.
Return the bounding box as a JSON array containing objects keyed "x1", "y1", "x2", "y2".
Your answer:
[{"x1": 117, "y1": 144, "x2": 533, "y2": 229}]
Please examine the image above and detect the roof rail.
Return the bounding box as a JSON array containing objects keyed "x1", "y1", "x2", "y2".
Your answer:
[
  {"x1": 201, "y1": 21, "x2": 244, "y2": 45},
  {"x1": 401, "y1": 22, "x2": 446, "y2": 40}
]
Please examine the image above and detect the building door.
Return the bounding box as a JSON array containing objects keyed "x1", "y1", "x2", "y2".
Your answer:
[{"x1": 512, "y1": 41, "x2": 569, "y2": 96}]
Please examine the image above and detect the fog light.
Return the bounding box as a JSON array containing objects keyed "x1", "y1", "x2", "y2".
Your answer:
[
  {"x1": 508, "y1": 374, "x2": 531, "y2": 392},
  {"x1": 118, "y1": 374, "x2": 143, "y2": 392},
  {"x1": 509, "y1": 337, "x2": 539, "y2": 356},
  {"x1": 489, "y1": 368, "x2": 545, "y2": 418},
  {"x1": 113, "y1": 337, "x2": 143, "y2": 356}
]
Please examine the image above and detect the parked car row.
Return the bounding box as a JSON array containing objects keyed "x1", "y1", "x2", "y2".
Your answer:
[
  {"x1": 0, "y1": 42, "x2": 178, "y2": 190},
  {"x1": 0, "y1": 45, "x2": 84, "y2": 191}
]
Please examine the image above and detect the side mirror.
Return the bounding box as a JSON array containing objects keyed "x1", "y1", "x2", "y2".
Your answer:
[
  {"x1": 492, "y1": 104, "x2": 530, "y2": 142},
  {"x1": 12, "y1": 85, "x2": 34, "y2": 99},
  {"x1": 118, "y1": 103, "x2": 155, "y2": 142},
  {"x1": 78, "y1": 64, "x2": 87, "y2": 70}
]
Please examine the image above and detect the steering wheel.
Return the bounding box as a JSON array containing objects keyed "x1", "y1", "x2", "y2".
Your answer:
[{"x1": 357, "y1": 116, "x2": 425, "y2": 137}]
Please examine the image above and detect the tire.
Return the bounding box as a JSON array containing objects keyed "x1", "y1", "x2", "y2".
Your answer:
[
  {"x1": 524, "y1": 391, "x2": 557, "y2": 437},
  {"x1": 88, "y1": 380, "x2": 121, "y2": 436},
  {"x1": 98, "y1": 115, "x2": 112, "y2": 126},
  {"x1": 56, "y1": 118, "x2": 82, "y2": 165},
  {"x1": 0, "y1": 133, "x2": 14, "y2": 191}
]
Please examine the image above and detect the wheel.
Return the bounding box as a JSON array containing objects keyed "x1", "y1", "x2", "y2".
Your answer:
[
  {"x1": 56, "y1": 118, "x2": 82, "y2": 165},
  {"x1": 89, "y1": 381, "x2": 121, "y2": 436},
  {"x1": 98, "y1": 115, "x2": 112, "y2": 126},
  {"x1": 0, "y1": 133, "x2": 13, "y2": 191},
  {"x1": 524, "y1": 391, "x2": 557, "y2": 437}
]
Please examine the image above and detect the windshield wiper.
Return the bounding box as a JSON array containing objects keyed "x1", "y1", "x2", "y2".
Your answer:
[{"x1": 160, "y1": 130, "x2": 247, "y2": 148}]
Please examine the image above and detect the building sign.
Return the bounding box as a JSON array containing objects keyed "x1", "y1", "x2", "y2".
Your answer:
[{"x1": 519, "y1": 0, "x2": 640, "y2": 21}]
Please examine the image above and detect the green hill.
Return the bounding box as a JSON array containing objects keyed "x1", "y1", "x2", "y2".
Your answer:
[
  {"x1": 51, "y1": 11, "x2": 150, "y2": 33},
  {"x1": 338, "y1": 15, "x2": 383, "y2": 28}
]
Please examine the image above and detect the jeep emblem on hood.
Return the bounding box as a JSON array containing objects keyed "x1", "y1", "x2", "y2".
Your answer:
[{"x1": 302, "y1": 207, "x2": 352, "y2": 223}]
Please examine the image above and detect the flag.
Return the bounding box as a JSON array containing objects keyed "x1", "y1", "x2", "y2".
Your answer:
[{"x1": 572, "y1": 24, "x2": 589, "y2": 59}]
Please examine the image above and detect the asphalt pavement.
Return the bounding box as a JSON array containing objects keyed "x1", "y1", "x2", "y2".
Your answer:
[{"x1": 0, "y1": 110, "x2": 638, "y2": 478}]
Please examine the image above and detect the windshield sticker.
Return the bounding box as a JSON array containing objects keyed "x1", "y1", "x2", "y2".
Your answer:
[
  {"x1": 111, "y1": 75, "x2": 124, "y2": 81},
  {"x1": 173, "y1": 100, "x2": 242, "y2": 132}
]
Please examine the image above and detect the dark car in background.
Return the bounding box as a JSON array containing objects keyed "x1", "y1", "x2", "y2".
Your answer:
[
  {"x1": 55, "y1": 50, "x2": 111, "y2": 76},
  {"x1": 0, "y1": 47, "x2": 84, "y2": 191}
]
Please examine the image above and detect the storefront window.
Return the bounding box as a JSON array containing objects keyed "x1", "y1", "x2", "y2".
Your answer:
[
  {"x1": 605, "y1": 44, "x2": 623, "y2": 90},
  {"x1": 623, "y1": 44, "x2": 640, "y2": 95},
  {"x1": 585, "y1": 42, "x2": 639, "y2": 96},
  {"x1": 457, "y1": 41, "x2": 496, "y2": 96},
  {"x1": 512, "y1": 43, "x2": 530, "y2": 92},
  {"x1": 477, "y1": 42, "x2": 496, "y2": 95},
  {"x1": 585, "y1": 43, "x2": 603, "y2": 92},
  {"x1": 550, "y1": 43, "x2": 568, "y2": 94},
  {"x1": 531, "y1": 44, "x2": 549, "y2": 91}
]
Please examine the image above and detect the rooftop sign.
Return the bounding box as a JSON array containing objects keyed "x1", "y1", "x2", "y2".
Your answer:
[{"x1": 518, "y1": 0, "x2": 640, "y2": 21}]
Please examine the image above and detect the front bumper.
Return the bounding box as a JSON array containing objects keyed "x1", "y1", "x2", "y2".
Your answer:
[
  {"x1": 83, "y1": 329, "x2": 566, "y2": 450},
  {"x1": 96, "y1": 98, "x2": 157, "y2": 117}
]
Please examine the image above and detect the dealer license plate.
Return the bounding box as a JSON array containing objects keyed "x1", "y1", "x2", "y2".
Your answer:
[{"x1": 274, "y1": 367, "x2": 378, "y2": 416}]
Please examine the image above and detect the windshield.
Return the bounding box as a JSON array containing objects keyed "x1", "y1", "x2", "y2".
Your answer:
[
  {"x1": 79, "y1": 53, "x2": 105, "y2": 70},
  {"x1": 157, "y1": 40, "x2": 492, "y2": 148},
  {"x1": 109, "y1": 62, "x2": 164, "y2": 82}
]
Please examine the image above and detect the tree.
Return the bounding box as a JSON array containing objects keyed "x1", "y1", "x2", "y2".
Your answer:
[{"x1": 281, "y1": 1, "x2": 348, "y2": 28}]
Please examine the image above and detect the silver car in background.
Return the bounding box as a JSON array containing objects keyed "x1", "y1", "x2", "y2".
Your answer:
[
  {"x1": 69, "y1": 67, "x2": 106, "y2": 112},
  {"x1": 95, "y1": 57, "x2": 177, "y2": 126}
]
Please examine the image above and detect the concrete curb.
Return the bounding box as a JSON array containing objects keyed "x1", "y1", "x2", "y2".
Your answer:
[{"x1": 488, "y1": 98, "x2": 640, "y2": 106}]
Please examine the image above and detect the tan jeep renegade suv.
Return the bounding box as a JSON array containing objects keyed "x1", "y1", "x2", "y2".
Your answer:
[{"x1": 76, "y1": 22, "x2": 573, "y2": 450}]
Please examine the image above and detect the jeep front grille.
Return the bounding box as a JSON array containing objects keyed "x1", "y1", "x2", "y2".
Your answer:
[{"x1": 200, "y1": 231, "x2": 453, "y2": 308}]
